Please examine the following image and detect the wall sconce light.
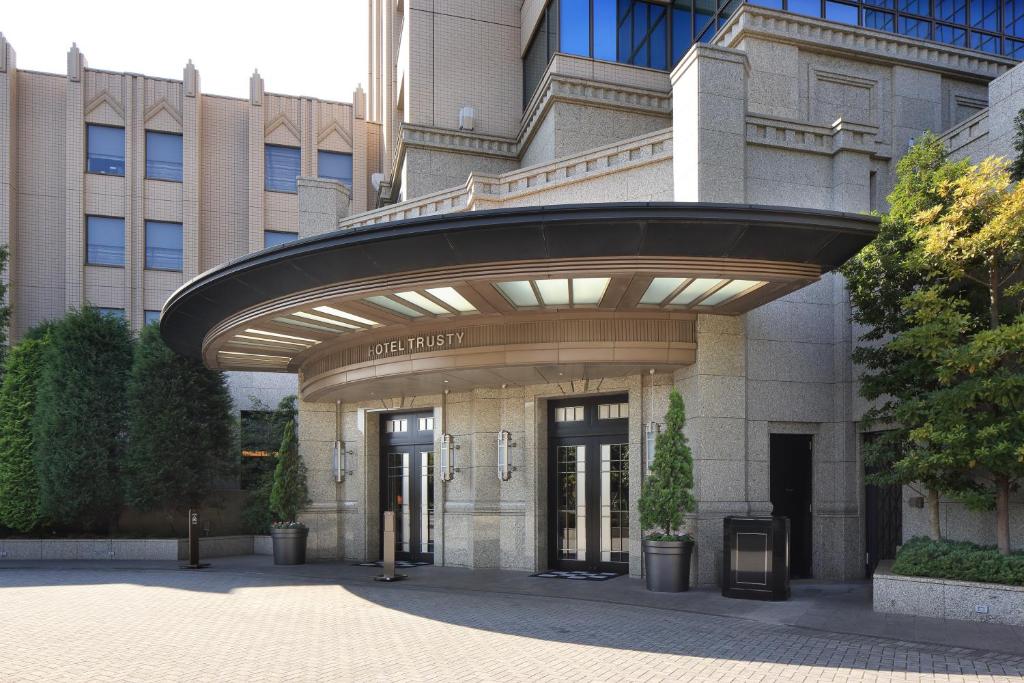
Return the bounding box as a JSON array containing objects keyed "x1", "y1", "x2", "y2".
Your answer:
[
  {"x1": 498, "y1": 429, "x2": 516, "y2": 482},
  {"x1": 645, "y1": 422, "x2": 661, "y2": 475},
  {"x1": 439, "y1": 432, "x2": 456, "y2": 482},
  {"x1": 332, "y1": 440, "x2": 353, "y2": 483}
]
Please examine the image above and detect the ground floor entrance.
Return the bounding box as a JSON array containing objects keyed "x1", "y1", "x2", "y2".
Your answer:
[
  {"x1": 547, "y1": 395, "x2": 630, "y2": 573},
  {"x1": 770, "y1": 434, "x2": 813, "y2": 578},
  {"x1": 379, "y1": 411, "x2": 435, "y2": 563}
]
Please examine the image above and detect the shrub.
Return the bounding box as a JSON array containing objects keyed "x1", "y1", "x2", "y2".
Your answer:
[
  {"x1": 0, "y1": 336, "x2": 48, "y2": 532},
  {"x1": 892, "y1": 537, "x2": 1024, "y2": 586},
  {"x1": 33, "y1": 308, "x2": 133, "y2": 532},
  {"x1": 639, "y1": 389, "x2": 696, "y2": 541},
  {"x1": 269, "y1": 418, "x2": 308, "y2": 524}
]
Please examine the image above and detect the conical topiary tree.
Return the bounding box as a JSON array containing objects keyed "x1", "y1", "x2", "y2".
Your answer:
[
  {"x1": 639, "y1": 389, "x2": 696, "y2": 540},
  {"x1": 269, "y1": 418, "x2": 308, "y2": 524}
]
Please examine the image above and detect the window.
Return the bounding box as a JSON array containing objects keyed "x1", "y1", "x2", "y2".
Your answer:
[
  {"x1": 146, "y1": 131, "x2": 183, "y2": 181},
  {"x1": 418, "y1": 417, "x2": 434, "y2": 431},
  {"x1": 96, "y1": 307, "x2": 125, "y2": 319},
  {"x1": 598, "y1": 402, "x2": 630, "y2": 420},
  {"x1": 385, "y1": 418, "x2": 408, "y2": 433},
  {"x1": 554, "y1": 406, "x2": 585, "y2": 422},
  {"x1": 144, "y1": 310, "x2": 161, "y2": 326},
  {"x1": 898, "y1": 16, "x2": 931, "y2": 38},
  {"x1": 1008, "y1": 0, "x2": 1024, "y2": 36},
  {"x1": 935, "y1": 23, "x2": 967, "y2": 44},
  {"x1": 145, "y1": 221, "x2": 183, "y2": 271},
  {"x1": 86, "y1": 125, "x2": 125, "y2": 176},
  {"x1": 1007, "y1": 37, "x2": 1024, "y2": 57},
  {"x1": 826, "y1": 1, "x2": 859, "y2": 24},
  {"x1": 86, "y1": 216, "x2": 125, "y2": 266},
  {"x1": 265, "y1": 145, "x2": 300, "y2": 192},
  {"x1": 899, "y1": 0, "x2": 929, "y2": 15},
  {"x1": 264, "y1": 230, "x2": 298, "y2": 249},
  {"x1": 864, "y1": 9, "x2": 895, "y2": 30},
  {"x1": 972, "y1": 30, "x2": 1001, "y2": 51},
  {"x1": 788, "y1": 0, "x2": 822, "y2": 17},
  {"x1": 971, "y1": 0, "x2": 999, "y2": 30},
  {"x1": 561, "y1": 0, "x2": 591, "y2": 55},
  {"x1": 317, "y1": 150, "x2": 353, "y2": 186}
]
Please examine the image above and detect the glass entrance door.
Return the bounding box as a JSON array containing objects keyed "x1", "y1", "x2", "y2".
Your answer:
[
  {"x1": 549, "y1": 396, "x2": 630, "y2": 572},
  {"x1": 380, "y1": 412, "x2": 435, "y2": 563}
]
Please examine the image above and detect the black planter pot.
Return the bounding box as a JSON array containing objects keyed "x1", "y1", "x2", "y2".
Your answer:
[
  {"x1": 270, "y1": 526, "x2": 308, "y2": 565},
  {"x1": 643, "y1": 538, "x2": 694, "y2": 592}
]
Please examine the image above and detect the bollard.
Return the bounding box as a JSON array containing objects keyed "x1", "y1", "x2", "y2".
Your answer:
[
  {"x1": 374, "y1": 511, "x2": 406, "y2": 582},
  {"x1": 180, "y1": 508, "x2": 210, "y2": 570}
]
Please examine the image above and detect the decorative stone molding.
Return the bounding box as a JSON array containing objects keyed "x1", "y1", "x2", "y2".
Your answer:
[
  {"x1": 746, "y1": 114, "x2": 879, "y2": 156},
  {"x1": 399, "y1": 122, "x2": 518, "y2": 159},
  {"x1": 942, "y1": 108, "x2": 989, "y2": 155},
  {"x1": 716, "y1": 5, "x2": 1014, "y2": 81},
  {"x1": 144, "y1": 98, "x2": 183, "y2": 130},
  {"x1": 84, "y1": 90, "x2": 125, "y2": 122}
]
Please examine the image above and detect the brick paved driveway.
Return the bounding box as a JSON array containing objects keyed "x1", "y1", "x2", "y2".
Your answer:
[{"x1": 2, "y1": 567, "x2": 1023, "y2": 682}]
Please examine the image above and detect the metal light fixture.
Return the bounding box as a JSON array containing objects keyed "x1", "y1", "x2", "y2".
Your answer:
[
  {"x1": 645, "y1": 422, "x2": 661, "y2": 475},
  {"x1": 439, "y1": 432, "x2": 455, "y2": 482},
  {"x1": 331, "y1": 400, "x2": 352, "y2": 482},
  {"x1": 498, "y1": 430, "x2": 515, "y2": 482}
]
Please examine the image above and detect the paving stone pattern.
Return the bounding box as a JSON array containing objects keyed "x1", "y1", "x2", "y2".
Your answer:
[{"x1": 2, "y1": 568, "x2": 1024, "y2": 682}]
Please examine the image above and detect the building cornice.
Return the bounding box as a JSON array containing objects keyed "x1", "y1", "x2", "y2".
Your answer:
[
  {"x1": 746, "y1": 114, "x2": 882, "y2": 157},
  {"x1": 715, "y1": 6, "x2": 1014, "y2": 82}
]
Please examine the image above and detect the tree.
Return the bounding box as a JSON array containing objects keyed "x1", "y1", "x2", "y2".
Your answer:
[
  {"x1": 240, "y1": 395, "x2": 296, "y2": 533},
  {"x1": 0, "y1": 335, "x2": 48, "y2": 532},
  {"x1": 269, "y1": 417, "x2": 308, "y2": 523},
  {"x1": 122, "y1": 323, "x2": 235, "y2": 534},
  {"x1": 0, "y1": 245, "x2": 10, "y2": 373},
  {"x1": 33, "y1": 308, "x2": 133, "y2": 532},
  {"x1": 904, "y1": 156, "x2": 1024, "y2": 554},
  {"x1": 1010, "y1": 108, "x2": 1024, "y2": 183},
  {"x1": 841, "y1": 134, "x2": 973, "y2": 538},
  {"x1": 639, "y1": 389, "x2": 695, "y2": 539}
]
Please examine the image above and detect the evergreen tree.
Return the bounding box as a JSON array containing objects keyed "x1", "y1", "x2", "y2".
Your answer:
[
  {"x1": 33, "y1": 308, "x2": 133, "y2": 532},
  {"x1": 0, "y1": 335, "x2": 48, "y2": 532},
  {"x1": 1010, "y1": 108, "x2": 1024, "y2": 182},
  {"x1": 639, "y1": 389, "x2": 695, "y2": 539},
  {"x1": 269, "y1": 418, "x2": 308, "y2": 523},
  {"x1": 123, "y1": 324, "x2": 234, "y2": 534},
  {"x1": 0, "y1": 245, "x2": 10, "y2": 373}
]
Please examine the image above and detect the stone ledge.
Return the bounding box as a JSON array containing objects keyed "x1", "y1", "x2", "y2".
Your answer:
[
  {"x1": 0, "y1": 535, "x2": 260, "y2": 561},
  {"x1": 873, "y1": 559, "x2": 1024, "y2": 626}
]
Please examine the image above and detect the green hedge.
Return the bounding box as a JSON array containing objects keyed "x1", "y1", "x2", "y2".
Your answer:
[{"x1": 892, "y1": 537, "x2": 1024, "y2": 586}]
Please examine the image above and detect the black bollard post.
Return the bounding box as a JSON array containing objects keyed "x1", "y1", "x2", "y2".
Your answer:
[{"x1": 180, "y1": 508, "x2": 210, "y2": 570}]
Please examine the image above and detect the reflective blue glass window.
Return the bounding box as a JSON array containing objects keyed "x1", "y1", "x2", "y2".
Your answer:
[
  {"x1": 145, "y1": 131, "x2": 183, "y2": 181},
  {"x1": 826, "y1": 1, "x2": 858, "y2": 24},
  {"x1": 86, "y1": 216, "x2": 125, "y2": 267},
  {"x1": 594, "y1": 0, "x2": 618, "y2": 60},
  {"x1": 971, "y1": 0, "x2": 999, "y2": 30},
  {"x1": 788, "y1": 0, "x2": 822, "y2": 18},
  {"x1": 864, "y1": 9, "x2": 895, "y2": 30},
  {"x1": 264, "y1": 230, "x2": 298, "y2": 249},
  {"x1": 560, "y1": 0, "x2": 591, "y2": 56},
  {"x1": 649, "y1": 4, "x2": 668, "y2": 69},
  {"x1": 749, "y1": 0, "x2": 784, "y2": 8},
  {"x1": 1006, "y1": 37, "x2": 1024, "y2": 57},
  {"x1": 1007, "y1": 0, "x2": 1024, "y2": 36},
  {"x1": 265, "y1": 145, "x2": 300, "y2": 193},
  {"x1": 631, "y1": 2, "x2": 649, "y2": 65},
  {"x1": 318, "y1": 150, "x2": 353, "y2": 186},
  {"x1": 695, "y1": 0, "x2": 716, "y2": 35},
  {"x1": 972, "y1": 30, "x2": 1001, "y2": 51},
  {"x1": 935, "y1": 0, "x2": 967, "y2": 24},
  {"x1": 899, "y1": 0, "x2": 928, "y2": 15},
  {"x1": 144, "y1": 310, "x2": 160, "y2": 326},
  {"x1": 935, "y1": 23, "x2": 968, "y2": 44},
  {"x1": 672, "y1": 6, "x2": 693, "y2": 62},
  {"x1": 145, "y1": 221, "x2": 183, "y2": 271},
  {"x1": 96, "y1": 307, "x2": 125, "y2": 319},
  {"x1": 86, "y1": 125, "x2": 125, "y2": 176},
  {"x1": 898, "y1": 16, "x2": 931, "y2": 38},
  {"x1": 863, "y1": 0, "x2": 894, "y2": 8}
]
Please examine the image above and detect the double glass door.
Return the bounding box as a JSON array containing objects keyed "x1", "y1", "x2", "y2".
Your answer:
[
  {"x1": 380, "y1": 412, "x2": 435, "y2": 563},
  {"x1": 548, "y1": 396, "x2": 630, "y2": 573}
]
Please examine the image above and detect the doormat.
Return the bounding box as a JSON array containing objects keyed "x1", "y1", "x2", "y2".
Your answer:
[
  {"x1": 530, "y1": 570, "x2": 620, "y2": 581},
  {"x1": 355, "y1": 560, "x2": 431, "y2": 569}
]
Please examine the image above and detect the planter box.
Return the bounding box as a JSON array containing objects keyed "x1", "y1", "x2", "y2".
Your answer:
[{"x1": 873, "y1": 560, "x2": 1024, "y2": 626}]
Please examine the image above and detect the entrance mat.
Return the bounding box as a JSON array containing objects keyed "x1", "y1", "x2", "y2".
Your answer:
[
  {"x1": 530, "y1": 570, "x2": 620, "y2": 581},
  {"x1": 355, "y1": 560, "x2": 431, "y2": 569}
]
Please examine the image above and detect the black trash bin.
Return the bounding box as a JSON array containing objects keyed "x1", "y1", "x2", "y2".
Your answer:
[{"x1": 722, "y1": 516, "x2": 790, "y2": 601}]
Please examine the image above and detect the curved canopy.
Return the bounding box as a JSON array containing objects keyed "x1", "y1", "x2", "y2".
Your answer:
[{"x1": 161, "y1": 202, "x2": 878, "y2": 362}]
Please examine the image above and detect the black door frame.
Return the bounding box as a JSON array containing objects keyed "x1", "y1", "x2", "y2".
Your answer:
[
  {"x1": 547, "y1": 394, "x2": 630, "y2": 573},
  {"x1": 379, "y1": 410, "x2": 435, "y2": 563},
  {"x1": 769, "y1": 433, "x2": 813, "y2": 579}
]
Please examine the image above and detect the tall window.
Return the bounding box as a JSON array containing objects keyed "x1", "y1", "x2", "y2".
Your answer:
[
  {"x1": 318, "y1": 150, "x2": 353, "y2": 186},
  {"x1": 86, "y1": 216, "x2": 125, "y2": 266},
  {"x1": 145, "y1": 221, "x2": 183, "y2": 271},
  {"x1": 265, "y1": 145, "x2": 300, "y2": 193},
  {"x1": 86, "y1": 125, "x2": 125, "y2": 176},
  {"x1": 144, "y1": 310, "x2": 161, "y2": 326},
  {"x1": 264, "y1": 230, "x2": 298, "y2": 248},
  {"x1": 146, "y1": 131, "x2": 183, "y2": 181}
]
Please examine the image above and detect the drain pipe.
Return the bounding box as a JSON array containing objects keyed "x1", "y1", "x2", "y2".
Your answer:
[{"x1": 440, "y1": 389, "x2": 449, "y2": 567}]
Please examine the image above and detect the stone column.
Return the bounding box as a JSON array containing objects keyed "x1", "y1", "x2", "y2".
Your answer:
[
  {"x1": 0, "y1": 34, "x2": 15, "y2": 338},
  {"x1": 182, "y1": 61, "x2": 201, "y2": 280},
  {"x1": 247, "y1": 70, "x2": 264, "y2": 254},
  {"x1": 64, "y1": 44, "x2": 86, "y2": 310},
  {"x1": 126, "y1": 74, "x2": 144, "y2": 329},
  {"x1": 297, "y1": 398, "x2": 343, "y2": 560},
  {"x1": 352, "y1": 86, "x2": 370, "y2": 214},
  {"x1": 296, "y1": 177, "x2": 351, "y2": 238}
]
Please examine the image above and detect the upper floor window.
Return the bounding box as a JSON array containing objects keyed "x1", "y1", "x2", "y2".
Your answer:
[
  {"x1": 96, "y1": 307, "x2": 125, "y2": 319},
  {"x1": 265, "y1": 145, "x2": 300, "y2": 193},
  {"x1": 144, "y1": 310, "x2": 161, "y2": 326},
  {"x1": 86, "y1": 216, "x2": 125, "y2": 267},
  {"x1": 318, "y1": 150, "x2": 353, "y2": 187},
  {"x1": 146, "y1": 131, "x2": 183, "y2": 182},
  {"x1": 264, "y1": 230, "x2": 298, "y2": 249},
  {"x1": 145, "y1": 220, "x2": 183, "y2": 271},
  {"x1": 86, "y1": 125, "x2": 125, "y2": 176}
]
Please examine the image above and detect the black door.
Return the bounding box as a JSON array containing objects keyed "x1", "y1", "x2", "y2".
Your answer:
[
  {"x1": 379, "y1": 411, "x2": 435, "y2": 563},
  {"x1": 548, "y1": 395, "x2": 630, "y2": 573},
  {"x1": 864, "y1": 432, "x2": 902, "y2": 577},
  {"x1": 770, "y1": 434, "x2": 813, "y2": 578}
]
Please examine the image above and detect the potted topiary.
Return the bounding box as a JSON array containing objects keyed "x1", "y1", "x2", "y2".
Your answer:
[
  {"x1": 639, "y1": 389, "x2": 696, "y2": 592},
  {"x1": 269, "y1": 418, "x2": 310, "y2": 565}
]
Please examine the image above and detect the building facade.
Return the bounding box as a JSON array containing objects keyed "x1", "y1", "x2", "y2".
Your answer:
[{"x1": 6, "y1": 1, "x2": 1024, "y2": 581}]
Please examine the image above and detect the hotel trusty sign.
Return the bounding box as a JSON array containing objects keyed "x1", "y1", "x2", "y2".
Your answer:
[{"x1": 368, "y1": 331, "x2": 467, "y2": 359}]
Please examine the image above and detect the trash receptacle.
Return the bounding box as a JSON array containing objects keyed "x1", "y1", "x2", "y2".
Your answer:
[{"x1": 722, "y1": 516, "x2": 789, "y2": 601}]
